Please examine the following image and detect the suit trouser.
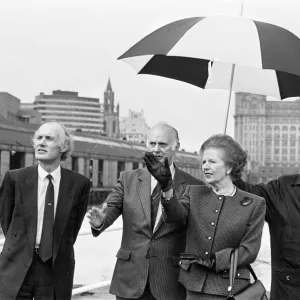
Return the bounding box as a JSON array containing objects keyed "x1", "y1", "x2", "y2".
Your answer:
[
  {"x1": 116, "y1": 281, "x2": 157, "y2": 300},
  {"x1": 16, "y1": 251, "x2": 55, "y2": 300}
]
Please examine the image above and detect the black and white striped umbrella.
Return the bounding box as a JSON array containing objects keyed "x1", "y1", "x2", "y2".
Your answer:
[{"x1": 119, "y1": 15, "x2": 300, "y2": 100}]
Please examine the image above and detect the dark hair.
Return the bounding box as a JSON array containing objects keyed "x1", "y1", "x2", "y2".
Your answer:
[{"x1": 199, "y1": 134, "x2": 247, "y2": 180}]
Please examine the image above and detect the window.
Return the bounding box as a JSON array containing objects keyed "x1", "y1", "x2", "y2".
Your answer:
[
  {"x1": 117, "y1": 161, "x2": 125, "y2": 179},
  {"x1": 98, "y1": 159, "x2": 103, "y2": 187},
  {"x1": 72, "y1": 157, "x2": 78, "y2": 172}
]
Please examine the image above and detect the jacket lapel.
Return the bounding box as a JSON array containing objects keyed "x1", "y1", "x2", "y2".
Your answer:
[
  {"x1": 53, "y1": 167, "x2": 76, "y2": 262},
  {"x1": 19, "y1": 166, "x2": 38, "y2": 253},
  {"x1": 153, "y1": 166, "x2": 187, "y2": 233},
  {"x1": 137, "y1": 169, "x2": 152, "y2": 229}
]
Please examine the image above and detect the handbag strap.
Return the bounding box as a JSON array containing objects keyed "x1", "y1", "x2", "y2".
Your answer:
[
  {"x1": 228, "y1": 248, "x2": 238, "y2": 297},
  {"x1": 227, "y1": 248, "x2": 259, "y2": 298}
]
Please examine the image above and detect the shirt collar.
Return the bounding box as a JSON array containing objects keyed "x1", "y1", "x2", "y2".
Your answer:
[
  {"x1": 38, "y1": 164, "x2": 61, "y2": 182},
  {"x1": 169, "y1": 163, "x2": 175, "y2": 179}
]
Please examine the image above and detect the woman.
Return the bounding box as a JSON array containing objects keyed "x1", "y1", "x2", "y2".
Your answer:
[{"x1": 144, "y1": 134, "x2": 266, "y2": 299}]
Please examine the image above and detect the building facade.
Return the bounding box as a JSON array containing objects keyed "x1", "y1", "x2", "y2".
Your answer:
[
  {"x1": 103, "y1": 79, "x2": 120, "y2": 138},
  {"x1": 34, "y1": 90, "x2": 103, "y2": 133},
  {"x1": 0, "y1": 120, "x2": 201, "y2": 188},
  {"x1": 0, "y1": 92, "x2": 41, "y2": 124},
  {"x1": 234, "y1": 92, "x2": 300, "y2": 183},
  {"x1": 120, "y1": 109, "x2": 149, "y2": 143}
]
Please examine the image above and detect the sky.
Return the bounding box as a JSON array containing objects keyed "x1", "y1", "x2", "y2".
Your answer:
[{"x1": 0, "y1": 0, "x2": 300, "y2": 152}]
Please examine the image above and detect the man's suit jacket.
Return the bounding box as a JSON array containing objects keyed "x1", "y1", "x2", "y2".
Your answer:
[
  {"x1": 0, "y1": 165, "x2": 91, "y2": 300},
  {"x1": 162, "y1": 185, "x2": 266, "y2": 297},
  {"x1": 92, "y1": 167, "x2": 203, "y2": 300},
  {"x1": 235, "y1": 176, "x2": 300, "y2": 300}
]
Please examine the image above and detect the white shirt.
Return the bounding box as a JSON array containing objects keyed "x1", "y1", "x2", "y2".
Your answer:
[
  {"x1": 36, "y1": 164, "x2": 61, "y2": 247},
  {"x1": 151, "y1": 163, "x2": 175, "y2": 231}
]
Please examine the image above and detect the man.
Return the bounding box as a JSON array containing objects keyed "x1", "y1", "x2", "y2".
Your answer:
[
  {"x1": 87, "y1": 122, "x2": 203, "y2": 300},
  {"x1": 235, "y1": 176, "x2": 300, "y2": 299},
  {"x1": 0, "y1": 121, "x2": 91, "y2": 300}
]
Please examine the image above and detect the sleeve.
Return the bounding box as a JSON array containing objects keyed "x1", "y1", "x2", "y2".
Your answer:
[
  {"x1": 0, "y1": 171, "x2": 15, "y2": 237},
  {"x1": 234, "y1": 178, "x2": 279, "y2": 223},
  {"x1": 161, "y1": 185, "x2": 190, "y2": 223},
  {"x1": 91, "y1": 172, "x2": 125, "y2": 237},
  {"x1": 214, "y1": 197, "x2": 266, "y2": 273},
  {"x1": 73, "y1": 179, "x2": 92, "y2": 243}
]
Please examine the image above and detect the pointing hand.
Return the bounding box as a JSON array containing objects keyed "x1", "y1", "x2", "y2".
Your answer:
[{"x1": 143, "y1": 152, "x2": 173, "y2": 192}]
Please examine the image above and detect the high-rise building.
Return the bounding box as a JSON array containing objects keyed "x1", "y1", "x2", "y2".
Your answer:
[
  {"x1": 234, "y1": 92, "x2": 300, "y2": 183},
  {"x1": 120, "y1": 109, "x2": 149, "y2": 143},
  {"x1": 34, "y1": 90, "x2": 103, "y2": 133},
  {"x1": 103, "y1": 79, "x2": 120, "y2": 138}
]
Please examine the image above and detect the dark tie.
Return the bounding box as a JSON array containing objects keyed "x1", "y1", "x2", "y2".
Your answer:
[
  {"x1": 39, "y1": 174, "x2": 54, "y2": 262},
  {"x1": 151, "y1": 182, "x2": 161, "y2": 230}
]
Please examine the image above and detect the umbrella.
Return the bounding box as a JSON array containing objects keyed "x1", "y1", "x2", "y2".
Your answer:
[{"x1": 118, "y1": 15, "x2": 300, "y2": 132}]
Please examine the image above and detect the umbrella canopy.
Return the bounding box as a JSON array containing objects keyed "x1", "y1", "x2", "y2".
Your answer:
[{"x1": 119, "y1": 15, "x2": 300, "y2": 100}]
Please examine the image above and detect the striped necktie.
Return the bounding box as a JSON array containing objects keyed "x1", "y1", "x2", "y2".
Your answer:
[{"x1": 151, "y1": 182, "x2": 161, "y2": 230}]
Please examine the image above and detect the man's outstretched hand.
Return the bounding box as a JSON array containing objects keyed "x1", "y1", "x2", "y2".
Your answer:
[
  {"x1": 87, "y1": 203, "x2": 108, "y2": 228},
  {"x1": 143, "y1": 152, "x2": 173, "y2": 192}
]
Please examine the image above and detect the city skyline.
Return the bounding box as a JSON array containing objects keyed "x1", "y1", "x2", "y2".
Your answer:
[{"x1": 0, "y1": 0, "x2": 300, "y2": 151}]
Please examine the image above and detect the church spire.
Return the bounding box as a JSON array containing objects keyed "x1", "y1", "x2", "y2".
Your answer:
[{"x1": 106, "y1": 78, "x2": 112, "y2": 92}]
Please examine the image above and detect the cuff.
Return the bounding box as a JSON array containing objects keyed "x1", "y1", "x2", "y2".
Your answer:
[{"x1": 91, "y1": 222, "x2": 104, "y2": 231}]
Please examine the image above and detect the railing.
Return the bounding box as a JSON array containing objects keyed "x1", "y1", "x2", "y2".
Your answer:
[{"x1": 0, "y1": 225, "x2": 123, "y2": 296}]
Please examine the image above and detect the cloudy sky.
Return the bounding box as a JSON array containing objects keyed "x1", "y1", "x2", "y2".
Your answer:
[{"x1": 0, "y1": 0, "x2": 299, "y2": 151}]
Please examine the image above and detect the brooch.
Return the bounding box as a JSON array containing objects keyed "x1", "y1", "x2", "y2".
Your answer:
[{"x1": 240, "y1": 197, "x2": 252, "y2": 206}]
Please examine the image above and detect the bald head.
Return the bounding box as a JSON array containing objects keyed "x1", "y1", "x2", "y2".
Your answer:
[{"x1": 146, "y1": 122, "x2": 180, "y2": 165}]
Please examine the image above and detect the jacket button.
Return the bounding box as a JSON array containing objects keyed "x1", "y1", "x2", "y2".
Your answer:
[
  {"x1": 210, "y1": 222, "x2": 215, "y2": 226},
  {"x1": 146, "y1": 255, "x2": 150, "y2": 259},
  {"x1": 204, "y1": 251, "x2": 209, "y2": 255},
  {"x1": 237, "y1": 273, "x2": 240, "y2": 277},
  {"x1": 286, "y1": 276, "x2": 290, "y2": 281},
  {"x1": 207, "y1": 237, "x2": 212, "y2": 240},
  {"x1": 214, "y1": 209, "x2": 219, "y2": 213},
  {"x1": 218, "y1": 196, "x2": 222, "y2": 200}
]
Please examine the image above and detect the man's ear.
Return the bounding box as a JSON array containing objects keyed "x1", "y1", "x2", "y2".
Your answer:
[
  {"x1": 173, "y1": 142, "x2": 180, "y2": 151},
  {"x1": 60, "y1": 142, "x2": 68, "y2": 152}
]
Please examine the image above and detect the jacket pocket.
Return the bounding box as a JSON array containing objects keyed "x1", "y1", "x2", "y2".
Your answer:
[
  {"x1": 116, "y1": 248, "x2": 131, "y2": 260},
  {"x1": 222, "y1": 268, "x2": 250, "y2": 280}
]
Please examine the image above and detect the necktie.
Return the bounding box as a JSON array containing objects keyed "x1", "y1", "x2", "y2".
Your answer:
[
  {"x1": 39, "y1": 174, "x2": 54, "y2": 262},
  {"x1": 151, "y1": 182, "x2": 161, "y2": 230}
]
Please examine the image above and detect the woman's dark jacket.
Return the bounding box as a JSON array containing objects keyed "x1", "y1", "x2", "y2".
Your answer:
[{"x1": 161, "y1": 185, "x2": 266, "y2": 297}]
